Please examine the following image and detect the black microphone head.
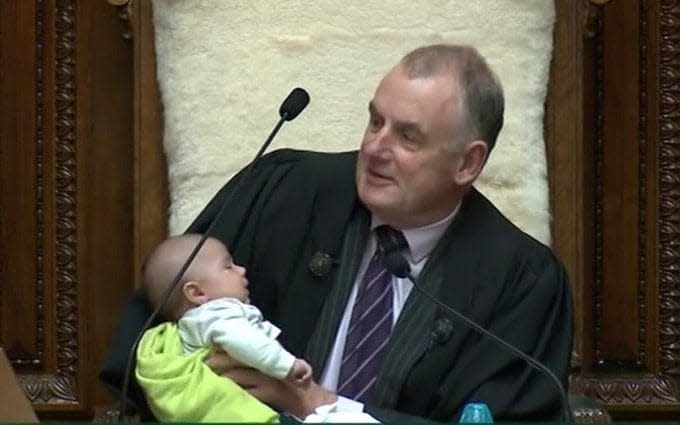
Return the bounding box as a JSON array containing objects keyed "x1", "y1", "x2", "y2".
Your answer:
[
  {"x1": 383, "y1": 251, "x2": 411, "y2": 278},
  {"x1": 279, "y1": 88, "x2": 310, "y2": 121}
]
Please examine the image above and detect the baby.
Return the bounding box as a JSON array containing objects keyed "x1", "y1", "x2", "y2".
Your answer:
[{"x1": 141, "y1": 233, "x2": 312, "y2": 385}]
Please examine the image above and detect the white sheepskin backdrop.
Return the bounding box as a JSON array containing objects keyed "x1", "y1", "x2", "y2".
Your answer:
[{"x1": 152, "y1": 0, "x2": 555, "y2": 245}]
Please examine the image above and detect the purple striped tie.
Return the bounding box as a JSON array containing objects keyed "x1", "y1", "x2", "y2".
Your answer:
[{"x1": 337, "y1": 225, "x2": 407, "y2": 402}]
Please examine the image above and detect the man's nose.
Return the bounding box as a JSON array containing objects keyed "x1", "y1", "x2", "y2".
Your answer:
[{"x1": 364, "y1": 127, "x2": 392, "y2": 155}]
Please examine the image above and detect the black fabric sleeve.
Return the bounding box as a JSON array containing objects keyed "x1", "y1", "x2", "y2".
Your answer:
[{"x1": 439, "y1": 259, "x2": 573, "y2": 421}]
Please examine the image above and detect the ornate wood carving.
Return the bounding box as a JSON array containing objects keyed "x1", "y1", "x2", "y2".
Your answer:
[
  {"x1": 570, "y1": 0, "x2": 680, "y2": 410},
  {"x1": 2, "y1": 0, "x2": 139, "y2": 417},
  {"x1": 657, "y1": 0, "x2": 680, "y2": 383},
  {"x1": 33, "y1": 0, "x2": 47, "y2": 369},
  {"x1": 18, "y1": 0, "x2": 80, "y2": 405},
  {"x1": 571, "y1": 375, "x2": 679, "y2": 404},
  {"x1": 637, "y1": 0, "x2": 649, "y2": 369},
  {"x1": 10, "y1": 0, "x2": 50, "y2": 370},
  {"x1": 592, "y1": 3, "x2": 604, "y2": 364},
  {"x1": 54, "y1": 0, "x2": 79, "y2": 399}
]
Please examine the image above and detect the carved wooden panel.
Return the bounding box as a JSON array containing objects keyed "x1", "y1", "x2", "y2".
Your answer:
[
  {"x1": 0, "y1": 0, "x2": 83, "y2": 409},
  {"x1": 0, "y1": 0, "x2": 135, "y2": 419},
  {"x1": 549, "y1": 0, "x2": 680, "y2": 419}
]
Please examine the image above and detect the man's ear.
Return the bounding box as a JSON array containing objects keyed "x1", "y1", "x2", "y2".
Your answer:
[
  {"x1": 183, "y1": 280, "x2": 207, "y2": 305},
  {"x1": 453, "y1": 140, "x2": 488, "y2": 186}
]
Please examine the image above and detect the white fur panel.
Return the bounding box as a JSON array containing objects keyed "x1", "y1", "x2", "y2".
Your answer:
[{"x1": 152, "y1": 0, "x2": 555, "y2": 245}]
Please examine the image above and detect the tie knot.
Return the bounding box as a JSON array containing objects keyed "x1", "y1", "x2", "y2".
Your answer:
[{"x1": 374, "y1": 225, "x2": 408, "y2": 256}]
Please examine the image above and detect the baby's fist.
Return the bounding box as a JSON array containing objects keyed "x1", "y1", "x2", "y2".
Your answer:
[{"x1": 287, "y1": 358, "x2": 312, "y2": 385}]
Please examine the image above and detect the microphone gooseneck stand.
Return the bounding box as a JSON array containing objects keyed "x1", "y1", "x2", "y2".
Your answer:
[
  {"x1": 380, "y1": 245, "x2": 573, "y2": 423},
  {"x1": 117, "y1": 88, "x2": 310, "y2": 422}
]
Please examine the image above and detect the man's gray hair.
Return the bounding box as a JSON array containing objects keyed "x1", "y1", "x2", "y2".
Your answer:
[{"x1": 400, "y1": 44, "x2": 505, "y2": 153}]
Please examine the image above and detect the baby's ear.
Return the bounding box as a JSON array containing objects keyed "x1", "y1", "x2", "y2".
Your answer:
[{"x1": 183, "y1": 280, "x2": 207, "y2": 305}]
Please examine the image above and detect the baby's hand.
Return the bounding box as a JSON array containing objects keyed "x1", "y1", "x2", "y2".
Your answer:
[{"x1": 286, "y1": 358, "x2": 312, "y2": 386}]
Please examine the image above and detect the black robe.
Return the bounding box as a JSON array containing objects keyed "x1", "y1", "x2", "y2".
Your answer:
[{"x1": 100, "y1": 149, "x2": 573, "y2": 422}]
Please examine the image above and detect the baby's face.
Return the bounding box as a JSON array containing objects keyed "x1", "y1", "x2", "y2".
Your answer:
[{"x1": 197, "y1": 239, "x2": 250, "y2": 303}]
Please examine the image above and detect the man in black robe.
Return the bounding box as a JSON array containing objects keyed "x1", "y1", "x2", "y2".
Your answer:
[{"x1": 101, "y1": 44, "x2": 573, "y2": 422}]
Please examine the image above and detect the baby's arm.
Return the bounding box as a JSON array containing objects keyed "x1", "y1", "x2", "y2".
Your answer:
[{"x1": 206, "y1": 317, "x2": 309, "y2": 381}]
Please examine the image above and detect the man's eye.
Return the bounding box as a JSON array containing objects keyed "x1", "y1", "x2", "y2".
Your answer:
[{"x1": 402, "y1": 132, "x2": 420, "y2": 144}]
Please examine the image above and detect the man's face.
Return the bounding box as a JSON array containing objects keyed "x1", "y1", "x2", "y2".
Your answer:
[{"x1": 356, "y1": 66, "x2": 464, "y2": 228}]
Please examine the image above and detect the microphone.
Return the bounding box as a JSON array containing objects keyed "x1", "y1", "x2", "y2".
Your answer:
[
  {"x1": 378, "y1": 240, "x2": 574, "y2": 423},
  {"x1": 117, "y1": 88, "x2": 310, "y2": 422},
  {"x1": 279, "y1": 87, "x2": 310, "y2": 121}
]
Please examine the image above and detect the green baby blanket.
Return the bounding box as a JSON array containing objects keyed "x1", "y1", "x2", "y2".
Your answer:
[{"x1": 136, "y1": 322, "x2": 279, "y2": 422}]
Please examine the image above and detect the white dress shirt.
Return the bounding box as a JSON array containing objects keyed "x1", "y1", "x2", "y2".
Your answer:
[{"x1": 318, "y1": 205, "x2": 459, "y2": 413}]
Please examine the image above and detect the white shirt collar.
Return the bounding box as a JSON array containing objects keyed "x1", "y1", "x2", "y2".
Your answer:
[{"x1": 370, "y1": 202, "x2": 461, "y2": 263}]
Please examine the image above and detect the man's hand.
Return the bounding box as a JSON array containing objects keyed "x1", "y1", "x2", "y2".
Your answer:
[
  {"x1": 204, "y1": 348, "x2": 242, "y2": 371},
  {"x1": 225, "y1": 367, "x2": 337, "y2": 418}
]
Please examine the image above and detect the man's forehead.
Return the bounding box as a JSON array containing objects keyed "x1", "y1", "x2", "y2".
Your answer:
[
  {"x1": 378, "y1": 66, "x2": 458, "y2": 96},
  {"x1": 373, "y1": 71, "x2": 459, "y2": 115}
]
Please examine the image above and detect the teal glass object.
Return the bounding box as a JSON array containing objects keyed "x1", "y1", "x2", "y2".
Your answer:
[{"x1": 459, "y1": 402, "x2": 494, "y2": 423}]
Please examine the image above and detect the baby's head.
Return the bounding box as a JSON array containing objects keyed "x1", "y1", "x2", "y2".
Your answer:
[{"x1": 141, "y1": 234, "x2": 250, "y2": 321}]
